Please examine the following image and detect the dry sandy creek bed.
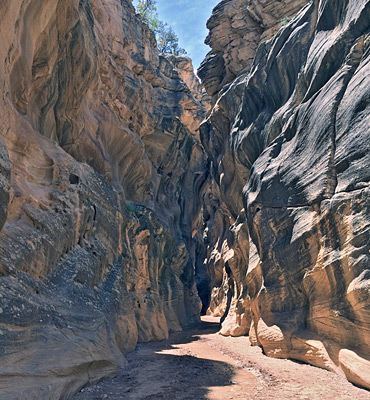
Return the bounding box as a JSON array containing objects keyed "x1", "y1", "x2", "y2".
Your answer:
[{"x1": 73, "y1": 317, "x2": 370, "y2": 400}]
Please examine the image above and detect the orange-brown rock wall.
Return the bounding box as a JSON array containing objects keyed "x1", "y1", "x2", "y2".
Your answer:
[
  {"x1": 0, "y1": 0, "x2": 208, "y2": 398},
  {"x1": 198, "y1": 0, "x2": 308, "y2": 96}
]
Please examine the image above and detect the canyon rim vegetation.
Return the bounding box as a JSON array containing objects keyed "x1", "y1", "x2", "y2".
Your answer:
[{"x1": 0, "y1": 0, "x2": 369, "y2": 399}]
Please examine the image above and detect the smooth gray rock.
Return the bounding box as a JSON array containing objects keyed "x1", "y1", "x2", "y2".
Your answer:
[{"x1": 200, "y1": 0, "x2": 370, "y2": 388}]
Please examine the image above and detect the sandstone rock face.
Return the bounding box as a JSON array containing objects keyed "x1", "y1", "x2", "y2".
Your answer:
[
  {"x1": 198, "y1": 0, "x2": 308, "y2": 96},
  {"x1": 1, "y1": 0, "x2": 369, "y2": 396},
  {"x1": 0, "y1": 0, "x2": 208, "y2": 398},
  {"x1": 166, "y1": 55, "x2": 212, "y2": 114},
  {"x1": 0, "y1": 139, "x2": 10, "y2": 232},
  {"x1": 200, "y1": 0, "x2": 370, "y2": 389}
]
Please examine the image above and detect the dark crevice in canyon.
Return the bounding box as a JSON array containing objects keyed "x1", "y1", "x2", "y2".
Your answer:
[{"x1": 0, "y1": 0, "x2": 369, "y2": 398}]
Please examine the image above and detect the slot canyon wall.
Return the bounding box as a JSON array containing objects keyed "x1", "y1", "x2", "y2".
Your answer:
[
  {"x1": 0, "y1": 0, "x2": 369, "y2": 398},
  {"x1": 199, "y1": 0, "x2": 370, "y2": 391},
  {"x1": 0, "y1": 0, "x2": 209, "y2": 398}
]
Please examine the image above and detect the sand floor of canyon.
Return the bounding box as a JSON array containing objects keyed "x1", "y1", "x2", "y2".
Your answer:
[{"x1": 73, "y1": 316, "x2": 370, "y2": 400}]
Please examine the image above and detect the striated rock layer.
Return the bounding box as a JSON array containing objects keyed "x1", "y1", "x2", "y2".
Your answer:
[
  {"x1": 198, "y1": 0, "x2": 308, "y2": 96},
  {"x1": 0, "y1": 0, "x2": 208, "y2": 398},
  {"x1": 1, "y1": 0, "x2": 369, "y2": 396},
  {"x1": 200, "y1": 0, "x2": 370, "y2": 390}
]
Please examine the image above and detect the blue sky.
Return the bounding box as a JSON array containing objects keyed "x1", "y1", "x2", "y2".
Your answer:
[{"x1": 132, "y1": 0, "x2": 220, "y2": 70}]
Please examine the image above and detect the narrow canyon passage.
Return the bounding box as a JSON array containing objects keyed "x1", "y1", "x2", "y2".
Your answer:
[
  {"x1": 0, "y1": 0, "x2": 369, "y2": 397},
  {"x1": 73, "y1": 317, "x2": 370, "y2": 400}
]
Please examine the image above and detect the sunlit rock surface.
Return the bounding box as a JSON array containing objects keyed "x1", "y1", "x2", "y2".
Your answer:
[
  {"x1": 200, "y1": 0, "x2": 370, "y2": 389},
  {"x1": 1, "y1": 0, "x2": 369, "y2": 396},
  {"x1": 198, "y1": 0, "x2": 308, "y2": 96},
  {"x1": 0, "y1": 0, "x2": 208, "y2": 398}
]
